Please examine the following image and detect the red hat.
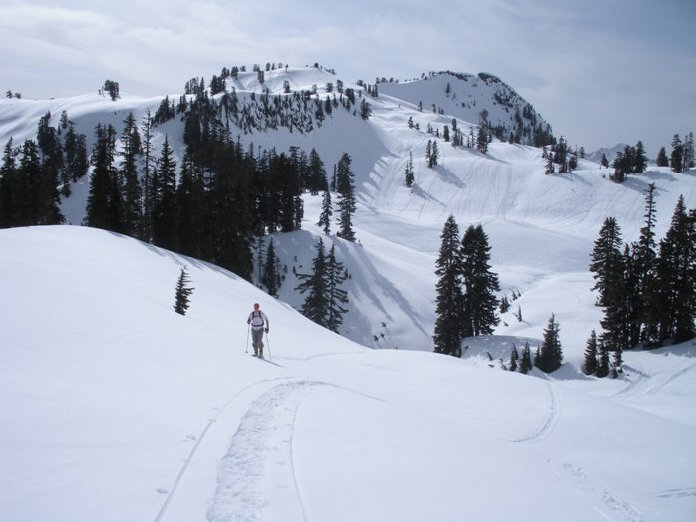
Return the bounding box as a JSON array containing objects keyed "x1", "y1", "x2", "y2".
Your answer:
[{"x1": 253, "y1": 303, "x2": 260, "y2": 309}]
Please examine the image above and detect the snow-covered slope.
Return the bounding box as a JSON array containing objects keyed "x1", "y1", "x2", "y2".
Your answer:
[{"x1": 1, "y1": 226, "x2": 695, "y2": 521}]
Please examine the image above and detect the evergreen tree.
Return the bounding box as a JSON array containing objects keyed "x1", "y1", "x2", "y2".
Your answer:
[
  {"x1": 589, "y1": 217, "x2": 624, "y2": 307},
  {"x1": 583, "y1": 330, "x2": 598, "y2": 375},
  {"x1": 175, "y1": 151, "x2": 207, "y2": 258},
  {"x1": 633, "y1": 183, "x2": 658, "y2": 345},
  {"x1": 634, "y1": 141, "x2": 647, "y2": 173},
  {"x1": 433, "y1": 215, "x2": 464, "y2": 356},
  {"x1": 596, "y1": 337, "x2": 610, "y2": 378},
  {"x1": 684, "y1": 132, "x2": 695, "y2": 170},
  {"x1": 296, "y1": 237, "x2": 329, "y2": 327},
  {"x1": 151, "y1": 136, "x2": 178, "y2": 251},
  {"x1": 335, "y1": 153, "x2": 357, "y2": 241},
  {"x1": 325, "y1": 243, "x2": 349, "y2": 333},
  {"x1": 460, "y1": 224, "x2": 500, "y2": 337},
  {"x1": 86, "y1": 123, "x2": 121, "y2": 232},
  {"x1": 263, "y1": 238, "x2": 280, "y2": 298},
  {"x1": 476, "y1": 124, "x2": 488, "y2": 154},
  {"x1": 429, "y1": 140, "x2": 439, "y2": 168},
  {"x1": 600, "y1": 153, "x2": 609, "y2": 169},
  {"x1": 141, "y1": 110, "x2": 155, "y2": 241},
  {"x1": 173, "y1": 266, "x2": 194, "y2": 315},
  {"x1": 535, "y1": 313, "x2": 563, "y2": 373},
  {"x1": 671, "y1": 134, "x2": 684, "y2": 173},
  {"x1": 405, "y1": 151, "x2": 415, "y2": 187},
  {"x1": 656, "y1": 147, "x2": 669, "y2": 167},
  {"x1": 0, "y1": 138, "x2": 16, "y2": 227},
  {"x1": 63, "y1": 123, "x2": 89, "y2": 183},
  {"x1": 519, "y1": 341, "x2": 532, "y2": 374},
  {"x1": 317, "y1": 189, "x2": 332, "y2": 235},
  {"x1": 119, "y1": 112, "x2": 143, "y2": 237},
  {"x1": 652, "y1": 196, "x2": 696, "y2": 343},
  {"x1": 307, "y1": 148, "x2": 327, "y2": 195},
  {"x1": 508, "y1": 344, "x2": 518, "y2": 372}
]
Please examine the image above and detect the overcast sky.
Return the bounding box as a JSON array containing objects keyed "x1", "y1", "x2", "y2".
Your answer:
[{"x1": 1, "y1": 0, "x2": 694, "y2": 156}]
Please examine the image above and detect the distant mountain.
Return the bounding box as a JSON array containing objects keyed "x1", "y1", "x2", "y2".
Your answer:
[{"x1": 587, "y1": 143, "x2": 656, "y2": 165}]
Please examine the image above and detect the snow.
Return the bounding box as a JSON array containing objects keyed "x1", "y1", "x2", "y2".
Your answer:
[{"x1": 2, "y1": 66, "x2": 696, "y2": 521}]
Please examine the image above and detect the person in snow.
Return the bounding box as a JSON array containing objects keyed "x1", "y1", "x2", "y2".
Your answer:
[{"x1": 247, "y1": 303, "x2": 269, "y2": 357}]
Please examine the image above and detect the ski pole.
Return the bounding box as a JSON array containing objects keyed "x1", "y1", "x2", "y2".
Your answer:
[
  {"x1": 245, "y1": 324, "x2": 250, "y2": 354},
  {"x1": 265, "y1": 330, "x2": 272, "y2": 361}
]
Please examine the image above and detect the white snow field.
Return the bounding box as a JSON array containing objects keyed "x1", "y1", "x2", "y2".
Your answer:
[{"x1": 1, "y1": 66, "x2": 696, "y2": 521}]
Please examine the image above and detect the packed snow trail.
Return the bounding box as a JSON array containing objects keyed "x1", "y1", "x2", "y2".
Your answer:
[{"x1": 207, "y1": 381, "x2": 319, "y2": 522}]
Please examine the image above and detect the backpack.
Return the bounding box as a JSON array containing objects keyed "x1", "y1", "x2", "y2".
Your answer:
[{"x1": 250, "y1": 310, "x2": 265, "y2": 328}]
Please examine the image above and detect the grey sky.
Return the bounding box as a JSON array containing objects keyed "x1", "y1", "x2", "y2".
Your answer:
[{"x1": 1, "y1": 0, "x2": 694, "y2": 156}]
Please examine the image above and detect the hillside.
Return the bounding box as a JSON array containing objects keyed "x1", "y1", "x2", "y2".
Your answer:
[
  {"x1": 1, "y1": 225, "x2": 695, "y2": 521},
  {"x1": 2, "y1": 65, "x2": 693, "y2": 357}
]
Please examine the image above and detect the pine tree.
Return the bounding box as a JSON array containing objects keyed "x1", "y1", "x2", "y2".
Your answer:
[
  {"x1": 652, "y1": 196, "x2": 696, "y2": 343},
  {"x1": 175, "y1": 152, "x2": 207, "y2": 258},
  {"x1": 335, "y1": 153, "x2": 357, "y2": 241},
  {"x1": 583, "y1": 330, "x2": 598, "y2": 375},
  {"x1": 317, "y1": 189, "x2": 332, "y2": 235},
  {"x1": 119, "y1": 112, "x2": 143, "y2": 237},
  {"x1": 296, "y1": 237, "x2": 329, "y2": 327},
  {"x1": 634, "y1": 141, "x2": 647, "y2": 173},
  {"x1": 535, "y1": 313, "x2": 563, "y2": 373},
  {"x1": 671, "y1": 134, "x2": 684, "y2": 173},
  {"x1": 684, "y1": 132, "x2": 695, "y2": 170},
  {"x1": 429, "y1": 141, "x2": 439, "y2": 168},
  {"x1": 0, "y1": 138, "x2": 16, "y2": 227},
  {"x1": 325, "y1": 243, "x2": 349, "y2": 333},
  {"x1": 519, "y1": 341, "x2": 532, "y2": 374},
  {"x1": 433, "y1": 215, "x2": 464, "y2": 356},
  {"x1": 173, "y1": 266, "x2": 194, "y2": 315},
  {"x1": 656, "y1": 147, "x2": 669, "y2": 167},
  {"x1": 508, "y1": 344, "x2": 519, "y2": 372},
  {"x1": 633, "y1": 183, "x2": 658, "y2": 345},
  {"x1": 141, "y1": 110, "x2": 155, "y2": 241},
  {"x1": 405, "y1": 151, "x2": 415, "y2": 187},
  {"x1": 151, "y1": 136, "x2": 178, "y2": 251},
  {"x1": 86, "y1": 123, "x2": 120, "y2": 232},
  {"x1": 263, "y1": 238, "x2": 280, "y2": 297},
  {"x1": 460, "y1": 224, "x2": 500, "y2": 337},
  {"x1": 589, "y1": 217, "x2": 623, "y2": 307},
  {"x1": 596, "y1": 337, "x2": 610, "y2": 377}
]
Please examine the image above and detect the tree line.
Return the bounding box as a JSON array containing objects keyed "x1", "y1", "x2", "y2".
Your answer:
[
  {"x1": 587, "y1": 183, "x2": 696, "y2": 377},
  {"x1": 0, "y1": 110, "x2": 88, "y2": 228}
]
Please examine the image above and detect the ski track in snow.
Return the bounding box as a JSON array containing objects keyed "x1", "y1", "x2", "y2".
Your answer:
[
  {"x1": 207, "y1": 381, "x2": 316, "y2": 522},
  {"x1": 656, "y1": 487, "x2": 696, "y2": 499},
  {"x1": 154, "y1": 377, "x2": 293, "y2": 522},
  {"x1": 556, "y1": 462, "x2": 648, "y2": 522},
  {"x1": 207, "y1": 379, "x2": 384, "y2": 522},
  {"x1": 509, "y1": 380, "x2": 560, "y2": 443}
]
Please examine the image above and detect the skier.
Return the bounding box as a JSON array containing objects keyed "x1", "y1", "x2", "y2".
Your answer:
[{"x1": 247, "y1": 303, "x2": 269, "y2": 357}]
